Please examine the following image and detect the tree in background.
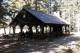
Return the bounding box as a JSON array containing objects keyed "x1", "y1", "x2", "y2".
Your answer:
[
  {"x1": 0, "y1": 20, "x2": 7, "y2": 34},
  {"x1": 2, "y1": 0, "x2": 61, "y2": 16},
  {"x1": 0, "y1": 3, "x2": 8, "y2": 34},
  {"x1": 53, "y1": 1, "x2": 60, "y2": 12}
]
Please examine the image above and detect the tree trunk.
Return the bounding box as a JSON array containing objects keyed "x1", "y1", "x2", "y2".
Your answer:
[{"x1": 35, "y1": 0, "x2": 37, "y2": 10}]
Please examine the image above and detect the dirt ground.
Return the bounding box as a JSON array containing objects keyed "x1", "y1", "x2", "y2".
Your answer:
[{"x1": 0, "y1": 34, "x2": 80, "y2": 53}]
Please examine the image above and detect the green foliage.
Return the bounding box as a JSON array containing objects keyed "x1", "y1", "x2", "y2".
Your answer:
[
  {"x1": 24, "y1": 4, "x2": 31, "y2": 9},
  {"x1": 0, "y1": 20, "x2": 7, "y2": 26},
  {"x1": 53, "y1": 4, "x2": 60, "y2": 12},
  {"x1": 43, "y1": 0, "x2": 48, "y2": 3},
  {"x1": 53, "y1": 1, "x2": 60, "y2": 12},
  {"x1": 0, "y1": 5, "x2": 7, "y2": 27},
  {"x1": 0, "y1": 5, "x2": 6, "y2": 18}
]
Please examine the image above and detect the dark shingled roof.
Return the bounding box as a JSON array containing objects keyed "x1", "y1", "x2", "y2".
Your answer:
[{"x1": 25, "y1": 9, "x2": 70, "y2": 25}]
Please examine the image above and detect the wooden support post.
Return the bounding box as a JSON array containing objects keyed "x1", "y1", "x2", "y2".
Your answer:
[
  {"x1": 49, "y1": 26, "x2": 52, "y2": 34},
  {"x1": 20, "y1": 25, "x2": 24, "y2": 33},
  {"x1": 13, "y1": 26, "x2": 15, "y2": 37},
  {"x1": 3, "y1": 25, "x2": 6, "y2": 34},
  {"x1": 68, "y1": 25, "x2": 70, "y2": 34},
  {"x1": 28, "y1": 24, "x2": 32, "y2": 35},
  {"x1": 35, "y1": 25, "x2": 37, "y2": 34},
  {"x1": 50, "y1": 26, "x2": 52, "y2": 35},
  {"x1": 20, "y1": 27, "x2": 23, "y2": 33},
  {"x1": 67, "y1": 25, "x2": 70, "y2": 34},
  {"x1": 61, "y1": 26, "x2": 63, "y2": 34},
  {"x1": 59, "y1": 25, "x2": 63, "y2": 34},
  {"x1": 40, "y1": 25, "x2": 44, "y2": 39},
  {"x1": 65, "y1": 26, "x2": 67, "y2": 34},
  {"x1": 51, "y1": 25, "x2": 54, "y2": 35},
  {"x1": 41, "y1": 25, "x2": 44, "y2": 35}
]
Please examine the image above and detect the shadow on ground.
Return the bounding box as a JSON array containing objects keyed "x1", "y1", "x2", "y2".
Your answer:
[{"x1": 0, "y1": 34, "x2": 80, "y2": 53}]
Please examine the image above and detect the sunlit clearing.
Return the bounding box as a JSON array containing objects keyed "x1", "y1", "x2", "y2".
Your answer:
[
  {"x1": 30, "y1": 51, "x2": 43, "y2": 53},
  {"x1": 32, "y1": 26, "x2": 36, "y2": 33},
  {"x1": 72, "y1": 33, "x2": 80, "y2": 37},
  {"x1": 15, "y1": 26, "x2": 20, "y2": 33},
  {"x1": 49, "y1": 50, "x2": 55, "y2": 53},
  {"x1": 3, "y1": 42, "x2": 17, "y2": 48},
  {"x1": 58, "y1": 45, "x2": 65, "y2": 49},
  {"x1": 15, "y1": 29, "x2": 20, "y2": 33},
  {"x1": 66, "y1": 41, "x2": 78, "y2": 49},
  {"x1": 68, "y1": 41, "x2": 77, "y2": 45},
  {"x1": 23, "y1": 29, "x2": 26, "y2": 33},
  {"x1": 10, "y1": 27, "x2": 13, "y2": 34},
  {"x1": 4, "y1": 44, "x2": 10, "y2": 48},
  {"x1": 6, "y1": 27, "x2": 9, "y2": 34},
  {"x1": 0, "y1": 28, "x2": 4, "y2": 34}
]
